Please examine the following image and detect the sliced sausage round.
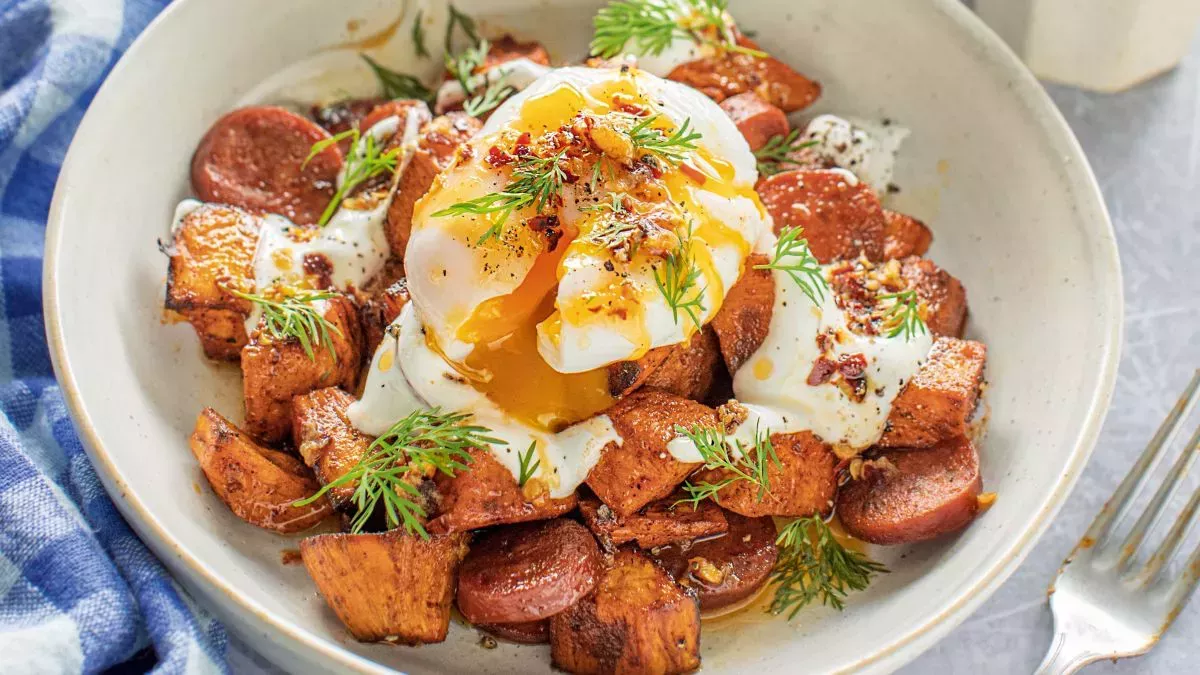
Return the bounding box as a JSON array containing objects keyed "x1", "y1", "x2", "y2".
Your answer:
[
  {"x1": 191, "y1": 106, "x2": 343, "y2": 226},
  {"x1": 837, "y1": 436, "x2": 983, "y2": 545},
  {"x1": 719, "y1": 92, "x2": 789, "y2": 152},
  {"x1": 311, "y1": 98, "x2": 386, "y2": 136},
  {"x1": 476, "y1": 619, "x2": 549, "y2": 644},
  {"x1": 649, "y1": 511, "x2": 778, "y2": 612},
  {"x1": 456, "y1": 518, "x2": 602, "y2": 624},
  {"x1": 756, "y1": 168, "x2": 887, "y2": 263}
]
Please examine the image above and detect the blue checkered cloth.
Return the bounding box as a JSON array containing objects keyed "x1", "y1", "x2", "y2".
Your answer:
[{"x1": 0, "y1": 1, "x2": 229, "y2": 673}]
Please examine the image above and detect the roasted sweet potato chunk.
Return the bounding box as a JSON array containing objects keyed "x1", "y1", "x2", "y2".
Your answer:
[
  {"x1": 241, "y1": 294, "x2": 364, "y2": 443},
  {"x1": 579, "y1": 493, "x2": 728, "y2": 550},
  {"x1": 878, "y1": 337, "x2": 986, "y2": 449},
  {"x1": 719, "y1": 92, "x2": 789, "y2": 151},
  {"x1": 757, "y1": 169, "x2": 888, "y2": 263},
  {"x1": 608, "y1": 327, "x2": 724, "y2": 401},
  {"x1": 300, "y1": 530, "x2": 468, "y2": 643},
  {"x1": 164, "y1": 204, "x2": 258, "y2": 360},
  {"x1": 428, "y1": 448, "x2": 577, "y2": 533},
  {"x1": 838, "y1": 436, "x2": 983, "y2": 544},
  {"x1": 386, "y1": 113, "x2": 482, "y2": 257},
  {"x1": 360, "y1": 278, "x2": 410, "y2": 355},
  {"x1": 587, "y1": 390, "x2": 717, "y2": 518},
  {"x1": 550, "y1": 549, "x2": 701, "y2": 675},
  {"x1": 457, "y1": 519, "x2": 602, "y2": 624},
  {"x1": 693, "y1": 430, "x2": 837, "y2": 518},
  {"x1": 709, "y1": 253, "x2": 773, "y2": 375},
  {"x1": 291, "y1": 387, "x2": 372, "y2": 509},
  {"x1": 649, "y1": 512, "x2": 778, "y2": 611},
  {"x1": 189, "y1": 408, "x2": 331, "y2": 533},
  {"x1": 667, "y1": 35, "x2": 820, "y2": 112},
  {"x1": 883, "y1": 210, "x2": 932, "y2": 260},
  {"x1": 901, "y1": 257, "x2": 968, "y2": 338}
]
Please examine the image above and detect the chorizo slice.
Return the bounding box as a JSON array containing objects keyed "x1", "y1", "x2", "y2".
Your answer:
[
  {"x1": 719, "y1": 92, "x2": 789, "y2": 152},
  {"x1": 290, "y1": 387, "x2": 372, "y2": 510},
  {"x1": 691, "y1": 430, "x2": 838, "y2": 518},
  {"x1": 190, "y1": 106, "x2": 343, "y2": 226},
  {"x1": 300, "y1": 530, "x2": 468, "y2": 643},
  {"x1": 427, "y1": 448, "x2": 577, "y2": 533},
  {"x1": 757, "y1": 169, "x2": 888, "y2": 263},
  {"x1": 708, "y1": 253, "x2": 773, "y2": 375},
  {"x1": 550, "y1": 548, "x2": 701, "y2": 675},
  {"x1": 578, "y1": 493, "x2": 728, "y2": 550},
  {"x1": 883, "y1": 210, "x2": 932, "y2": 260},
  {"x1": 189, "y1": 408, "x2": 332, "y2": 533},
  {"x1": 241, "y1": 293, "x2": 364, "y2": 443},
  {"x1": 477, "y1": 619, "x2": 549, "y2": 644},
  {"x1": 648, "y1": 511, "x2": 778, "y2": 612},
  {"x1": 586, "y1": 390, "x2": 717, "y2": 518},
  {"x1": 163, "y1": 203, "x2": 259, "y2": 360},
  {"x1": 457, "y1": 519, "x2": 602, "y2": 624},
  {"x1": 900, "y1": 257, "x2": 968, "y2": 338},
  {"x1": 385, "y1": 112, "x2": 483, "y2": 257},
  {"x1": 837, "y1": 436, "x2": 983, "y2": 545},
  {"x1": 878, "y1": 337, "x2": 986, "y2": 449},
  {"x1": 667, "y1": 35, "x2": 820, "y2": 112},
  {"x1": 311, "y1": 97, "x2": 386, "y2": 135},
  {"x1": 606, "y1": 326, "x2": 724, "y2": 401}
]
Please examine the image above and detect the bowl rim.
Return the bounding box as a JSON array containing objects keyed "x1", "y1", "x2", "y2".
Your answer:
[{"x1": 42, "y1": 0, "x2": 1124, "y2": 672}]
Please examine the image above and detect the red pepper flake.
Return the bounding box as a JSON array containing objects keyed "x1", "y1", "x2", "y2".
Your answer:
[
  {"x1": 527, "y1": 214, "x2": 564, "y2": 252},
  {"x1": 837, "y1": 353, "x2": 868, "y2": 380},
  {"x1": 486, "y1": 145, "x2": 513, "y2": 166},
  {"x1": 302, "y1": 252, "x2": 335, "y2": 290},
  {"x1": 678, "y1": 162, "x2": 707, "y2": 185},
  {"x1": 807, "y1": 357, "x2": 837, "y2": 386}
]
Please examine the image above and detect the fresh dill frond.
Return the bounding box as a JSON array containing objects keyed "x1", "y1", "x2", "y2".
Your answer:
[
  {"x1": 463, "y1": 77, "x2": 516, "y2": 117},
  {"x1": 653, "y1": 223, "x2": 707, "y2": 329},
  {"x1": 293, "y1": 408, "x2": 503, "y2": 538},
  {"x1": 626, "y1": 114, "x2": 701, "y2": 166},
  {"x1": 432, "y1": 149, "x2": 569, "y2": 244},
  {"x1": 590, "y1": 0, "x2": 759, "y2": 59},
  {"x1": 228, "y1": 288, "x2": 341, "y2": 361},
  {"x1": 753, "y1": 129, "x2": 818, "y2": 177},
  {"x1": 517, "y1": 441, "x2": 541, "y2": 487},
  {"x1": 770, "y1": 516, "x2": 888, "y2": 618},
  {"x1": 754, "y1": 226, "x2": 827, "y2": 306},
  {"x1": 360, "y1": 54, "x2": 435, "y2": 103},
  {"x1": 446, "y1": 39, "x2": 490, "y2": 94},
  {"x1": 580, "y1": 192, "x2": 627, "y2": 214},
  {"x1": 879, "y1": 289, "x2": 927, "y2": 341},
  {"x1": 306, "y1": 127, "x2": 401, "y2": 226},
  {"x1": 411, "y1": 10, "x2": 429, "y2": 58},
  {"x1": 674, "y1": 422, "x2": 778, "y2": 508},
  {"x1": 444, "y1": 4, "x2": 480, "y2": 52}
]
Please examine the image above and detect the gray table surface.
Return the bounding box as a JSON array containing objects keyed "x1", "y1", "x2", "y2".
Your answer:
[{"x1": 228, "y1": 30, "x2": 1200, "y2": 675}]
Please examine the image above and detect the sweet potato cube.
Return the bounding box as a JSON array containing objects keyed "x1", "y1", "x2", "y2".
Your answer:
[
  {"x1": 300, "y1": 530, "x2": 468, "y2": 643},
  {"x1": 189, "y1": 408, "x2": 331, "y2": 533},
  {"x1": 360, "y1": 278, "x2": 410, "y2": 355},
  {"x1": 607, "y1": 327, "x2": 723, "y2": 401},
  {"x1": 692, "y1": 430, "x2": 837, "y2": 518},
  {"x1": 579, "y1": 493, "x2": 728, "y2": 549},
  {"x1": 427, "y1": 449, "x2": 577, "y2": 533},
  {"x1": 709, "y1": 253, "x2": 774, "y2": 375},
  {"x1": 901, "y1": 257, "x2": 968, "y2": 338},
  {"x1": 290, "y1": 387, "x2": 373, "y2": 509},
  {"x1": 241, "y1": 294, "x2": 364, "y2": 444},
  {"x1": 550, "y1": 549, "x2": 701, "y2": 675},
  {"x1": 719, "y1": 92, "x2": 789, "y2": 151},
  {"x1": 164, "y1": 204, "x2": 258, "y2": 360},
  {"x1": 878, "y1": 337, "x2": 987, "y2": 449},
  {"x1": 883, "y1": 210, "x2": 932, "y2": 260},
  {"x1": 586, "y1": 391, "x2": 717, "y2": 518}
]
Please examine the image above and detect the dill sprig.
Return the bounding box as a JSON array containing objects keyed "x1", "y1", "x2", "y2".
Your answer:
[
  {"x1": 770, "y1": 516, "x2": 888, "y2": 618},
  {"x1": 627, "y1": 115, "x2": 701, "y2": 166},
  {"x1": 463, "y1": 77, "x2": 515, "y2": 117},
  {"x1": 360, "y1": 55, "x2": 435, "y2": 103},
  {"x1": 580, "y1": 192, "x2": 627, "y2": 214},
  {"x1": 754, "y1": 129, "x2": 818, "y2": 177},
  {"x1": 517, "y1": 441, "x2": 541, "y2": 487},
  {"x1": 446, "y1": 39, "x2": 489, "y2": 94},
  {"x1": 293, "y1": 408, "x2": 504, "y2": 538},
  {"x1": 590, "y1": 0, "x2": 763, "y2": 59},
  {"x1": 228, "y1": 288, "x2": 341, "y2": 361},
  {"x1": 879, "y1": 289, "x2": 927, "y2": 341},
  {"x1": 674, "y1": 422, "x2": 778, "y2": 508},
  {"x1": 653, "y1": 223, "x2": 707, "y2": 329},
  {"x1": 432, "y1": 148, "x2": 569, "y2": 243},
  {"x1": 411, "y1": 10, "x2": 429, "y2": 58},
  {"x1": 306, "y1": 126, "x2": 401, "y2": 226},
  {"x1": 754, "y1": 226, "x2": 826, "y2": 306}
]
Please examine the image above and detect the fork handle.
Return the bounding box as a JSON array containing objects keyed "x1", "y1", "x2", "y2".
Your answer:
[{"x1": 1035, "y1": 631, "x2": 1099, "y2": 675}]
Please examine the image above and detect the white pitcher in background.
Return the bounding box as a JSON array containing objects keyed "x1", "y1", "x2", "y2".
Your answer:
[{"x1": 975, "y1": 0, "x2": 1200, "y2": 92}]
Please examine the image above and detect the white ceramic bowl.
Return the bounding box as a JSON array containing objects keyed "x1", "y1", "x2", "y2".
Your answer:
[{"x1": 43, "y1": 0, "x2": 1122, "y2": 672}]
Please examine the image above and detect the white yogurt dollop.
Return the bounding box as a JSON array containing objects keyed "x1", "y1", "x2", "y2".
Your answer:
[{"x1": 801, "y1": 114, "x2": 910, "y2": 195}]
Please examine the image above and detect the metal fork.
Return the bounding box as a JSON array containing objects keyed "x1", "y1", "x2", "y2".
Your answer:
[{"x1": 1036, "y1": 370, "x2": 1200, "y2": 674}]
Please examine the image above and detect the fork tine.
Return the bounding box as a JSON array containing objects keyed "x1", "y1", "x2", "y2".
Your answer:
[
  {"x1": 1083, "y1": 370, "x2": 1200, "y2": 547},
  {"x1": 1116, "y1": 420, "x2": 1200, "y2": 570},
  {"x1": 1164, "y1": 532, "x2": 1200, "y2": 629},
  {"x1": 1132, "y1": 481, "x2": 1200, "y2": 587}
]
